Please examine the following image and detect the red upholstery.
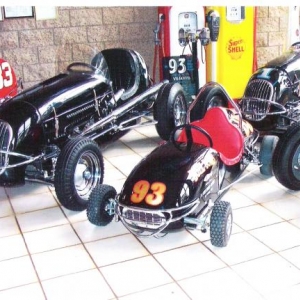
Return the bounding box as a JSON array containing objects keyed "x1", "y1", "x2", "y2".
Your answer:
[{"x1": 178, "y1": 107, "x2": 244, "y2": 165}]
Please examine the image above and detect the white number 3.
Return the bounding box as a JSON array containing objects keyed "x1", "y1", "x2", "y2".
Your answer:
[{"x1": 0, "y1": 61, "x2": 13, "y2": 89}]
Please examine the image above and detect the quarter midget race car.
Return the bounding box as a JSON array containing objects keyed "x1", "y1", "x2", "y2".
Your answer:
[
  {"x1": 0, "y1": 47, "x2": 187, "y2": 211},
  {"x1": 87, "y1": 80, "x2": 300, "y2": 247},
  {"x1": 192, "y1": 42, "x2": 300, "y2": 189}
]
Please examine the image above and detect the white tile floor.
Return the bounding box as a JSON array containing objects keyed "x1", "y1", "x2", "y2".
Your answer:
[{"x1": 1, "y1": 125, "x2": 300, "y2": 299}]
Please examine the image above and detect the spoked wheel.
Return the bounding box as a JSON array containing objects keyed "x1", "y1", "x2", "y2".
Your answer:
[
  {"x1": 273, "y1": 123, "x2": 300, "y2": 190},
  {"x1": 190, "y1": 84, "x2": 228, "y2": 122},
  {"x1": 154, "y1": 83, "x2": 187, "y2": 141},
  {"x1": 54, "y1": 138, "x2": 104, "y2": 211},
  {"x1": 210, "y1": 200, "x2": 232, "y2": 247},
  {"x1": 87, "y1": 184, "x2": 116, "y2": 226},
  {"x1": 259, "y1": 135, "x2": 279, "y2": 176}
]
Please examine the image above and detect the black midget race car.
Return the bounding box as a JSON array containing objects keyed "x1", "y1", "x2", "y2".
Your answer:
[
  {"x1": 239, "y1": 41, "x2": 300, "y2": 188},
  {"x1": 0, "y1": 47, "x2": 187, "y2": 211},
  {"x1": 87, "y1": 80, "x2": 300, "y2": 247},
  {"x1": 240, "y1": 42, "x2": 300, "y2": 134}
]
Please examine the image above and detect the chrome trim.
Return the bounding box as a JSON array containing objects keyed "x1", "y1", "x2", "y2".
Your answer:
[
  {"x1": 0, "y1": 150, "x2": 44, "y2": 172},
  {"x1": 0, "y1": 121, "x2": 13, "y2": 175},
  {"x1": 116, "y1": 197, "x2": 200, "y2": 237},
  {"x1": 240, "y1": 97, "x2": 286, "y2": 121},
  {"x1": 78, "y1": 80, "x2": 168, "y2": 138},
  {"x1": 244, "y1": 79, "x2": 273, "y2": 101},
  {"x1": 240, "y1": 79, "x2": 287, "y2": 121}
]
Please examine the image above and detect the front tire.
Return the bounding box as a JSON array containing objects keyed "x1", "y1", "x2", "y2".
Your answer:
[
  {"x1": 54, "y1": 138, "x2": 104, "y2": 211},
  {"x1": 154, "y1": 83, "x2": 187, "y2": 141},
  {"x1": 273, "y1": 123, "x2": 300, "y2": 190},
  {"x1": 190, "y1": 84, "x2": 227, "y2": 122},
  {"x1": 87, "y1": 184, "x2": 116, "y2": 226},
  {"x1": 210, "y1": 200, "x2": 232, "y2": 247}
]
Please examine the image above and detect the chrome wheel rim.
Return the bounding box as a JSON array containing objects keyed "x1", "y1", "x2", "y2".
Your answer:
[
  {"x1": 74, "y1": 150, "x2": 102, "y2": 201},
  {"x1": 173, "y1": 94, "x2": 186, "y2": 126},
  {"x1": 292, "y1": 145, "x2": 300, "y2": 180}
]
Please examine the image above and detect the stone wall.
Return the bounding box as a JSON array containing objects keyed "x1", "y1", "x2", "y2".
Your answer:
[
  {"x1": 0, "y1": 6, "x2": 158, "y2": 88},
  {"x1": 256, "y1": 6, "x2": 290, "y2": 67},
  {"x1": 0, "y1": 6, "x2": 296, "y2": 88}
]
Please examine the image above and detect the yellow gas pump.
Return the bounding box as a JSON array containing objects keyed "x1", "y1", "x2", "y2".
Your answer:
[{"x1": 206, "y1": 6, "x2": 256, "y2": 100}]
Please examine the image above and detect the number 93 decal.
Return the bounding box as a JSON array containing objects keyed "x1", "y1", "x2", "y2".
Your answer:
[{"x1": 130, "y1": 180, "x2": 166, "y2": 206}]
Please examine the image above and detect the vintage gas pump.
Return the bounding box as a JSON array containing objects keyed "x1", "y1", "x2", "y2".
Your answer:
[
  {"x1": 205, "y1": 6, "x2": 256, "y2": 100},
  {"x1": 206, "y1": 10, "x2": 220, "y2": 81},
  {"x1": 157, "y1": 6, "x2": 207, "y2": 104}
]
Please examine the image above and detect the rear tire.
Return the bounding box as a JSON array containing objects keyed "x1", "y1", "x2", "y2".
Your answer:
[
  {"x1": 190, "y1": 84, "x2": 227, "y2": 122},
  {"x1": 210, "y1": 200, "x2": 232, "y2": 247},
  {"x1": 54, "y1": 138, "x2": 104, "y2": 211},
  {"x1": 273, "y1": 123, "x2": 300, "y2": 190},
  {"x1": 87, "y1": 184, "x2": 116, "y2": 226},
  {"x1": 154, "y1": 83, "x2": 187, "y2": 141}
]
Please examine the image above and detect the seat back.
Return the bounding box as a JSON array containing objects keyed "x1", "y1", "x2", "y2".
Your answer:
[
  {"x1": 181, "y1": 107, "x2": 244, "y2": 165},
  {"x1": 101, "y1": 48, "x2": 140, "y2": 100}
]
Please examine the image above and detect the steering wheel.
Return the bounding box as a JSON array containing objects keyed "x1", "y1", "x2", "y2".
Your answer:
[
  {"x1": 171, "y1": 124, "x2": 213, "y2": 152},
  {"x1": 67, "y1": 62, "x2": 97, "y2": 72}
]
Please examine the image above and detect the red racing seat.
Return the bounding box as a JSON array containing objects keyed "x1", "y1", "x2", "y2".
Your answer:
[{"x1": 179, "y1": 107, "x2": 244, "y2": 165}]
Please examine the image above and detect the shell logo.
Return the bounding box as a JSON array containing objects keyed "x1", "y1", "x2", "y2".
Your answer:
[{"x1": 226, "y1": 37, "x2": 246, "y2": 60}]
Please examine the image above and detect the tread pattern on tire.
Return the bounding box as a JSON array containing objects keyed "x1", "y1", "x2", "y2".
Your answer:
[
  {"x1": 87, "y1": 184, "x2": 116, "y2": 226},
  {"x1": 154, "y1": 83, "x2": 187, "y2": 141},
  {"x1": 210, "y1": 200, "x2": 232, "y2": 247},
  {"x1": 54, "y1": 138, "x2": 104, "y2": 211},
  {"x1": 272, "y1": 122, "x2": 300, "y2": 190}
]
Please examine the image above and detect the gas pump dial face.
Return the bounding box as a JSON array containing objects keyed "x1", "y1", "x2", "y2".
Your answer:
[{"x1": 178, "y1": 12, "x2": 197, "y2": 34}]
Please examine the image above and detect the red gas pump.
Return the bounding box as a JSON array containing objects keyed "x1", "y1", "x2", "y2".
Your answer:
[{"x1": 156, "y1": 6, "x2": 208, "y2": 104}]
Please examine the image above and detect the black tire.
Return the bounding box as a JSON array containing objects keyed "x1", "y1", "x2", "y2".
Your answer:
[
  {"x1": 210, "y1": 200, "x2": 232, "y2": 247},
  {"x1": 273, "y1": 122, "x2": 300, "y2": 190},
  {"x1": 87, "y1": 184, "x2": 116, "y2": 226},
  {"x1": 54, "y1": 138, "x2": 104, "y2": 211},
  {"x1": 259, "y1": 135, "x2": 279, "y2": 176},
  {"x1": 190, "y1": 84, "x2": 227, "y2": 122},
  {"x1": 153, "y1": 83, "x2": 187, "y2": 141}
]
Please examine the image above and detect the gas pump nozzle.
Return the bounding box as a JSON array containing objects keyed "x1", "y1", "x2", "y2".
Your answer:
[
  {"x1": 178, "y1": 28, "x2": 187, "y2": 47},
  {"x1": 197, "y1": 28, "x2": 210, "y2": 46},
  {"x1": 153, "y1": 23, "x2": 161, "y2": 45}
]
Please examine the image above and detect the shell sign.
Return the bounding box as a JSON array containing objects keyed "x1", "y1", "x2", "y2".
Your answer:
[{"x1": 226, "y1": 37, "x2": 246, "y2": 60}]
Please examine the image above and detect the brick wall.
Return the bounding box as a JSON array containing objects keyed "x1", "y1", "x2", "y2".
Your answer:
[
  {"x1": 0, "y1": 6, "x2": 158, "y2": 89},
  {"x1": 256, "y1": 6, "x2": 290, "y2": 68},
  {"x1": 0, "y1": 6, "x2": 296, "y2": 88}
]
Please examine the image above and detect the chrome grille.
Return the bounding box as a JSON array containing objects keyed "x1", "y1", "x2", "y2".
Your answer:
[
  {"x1": 241, "y1": 79, "x2": 274, "y2": 121},
  {"x1": 244, "y1": 79, "x2": 273, "y2": 100},
  {"x1": 122, "y1": 207, "x2": 166, "y2": 229},
  {"x1": 0, "y1": 121, "x2": 13, "y2": 172}
]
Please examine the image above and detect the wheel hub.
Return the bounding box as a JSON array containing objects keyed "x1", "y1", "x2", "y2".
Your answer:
[{"x1": 83, "y1": 170, "x2": 92, "y2": 180}]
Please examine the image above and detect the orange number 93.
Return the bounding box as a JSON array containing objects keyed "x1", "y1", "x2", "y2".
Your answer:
[{"x1": 130, "y1": 180, "x2": 166, "y2": 206}]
